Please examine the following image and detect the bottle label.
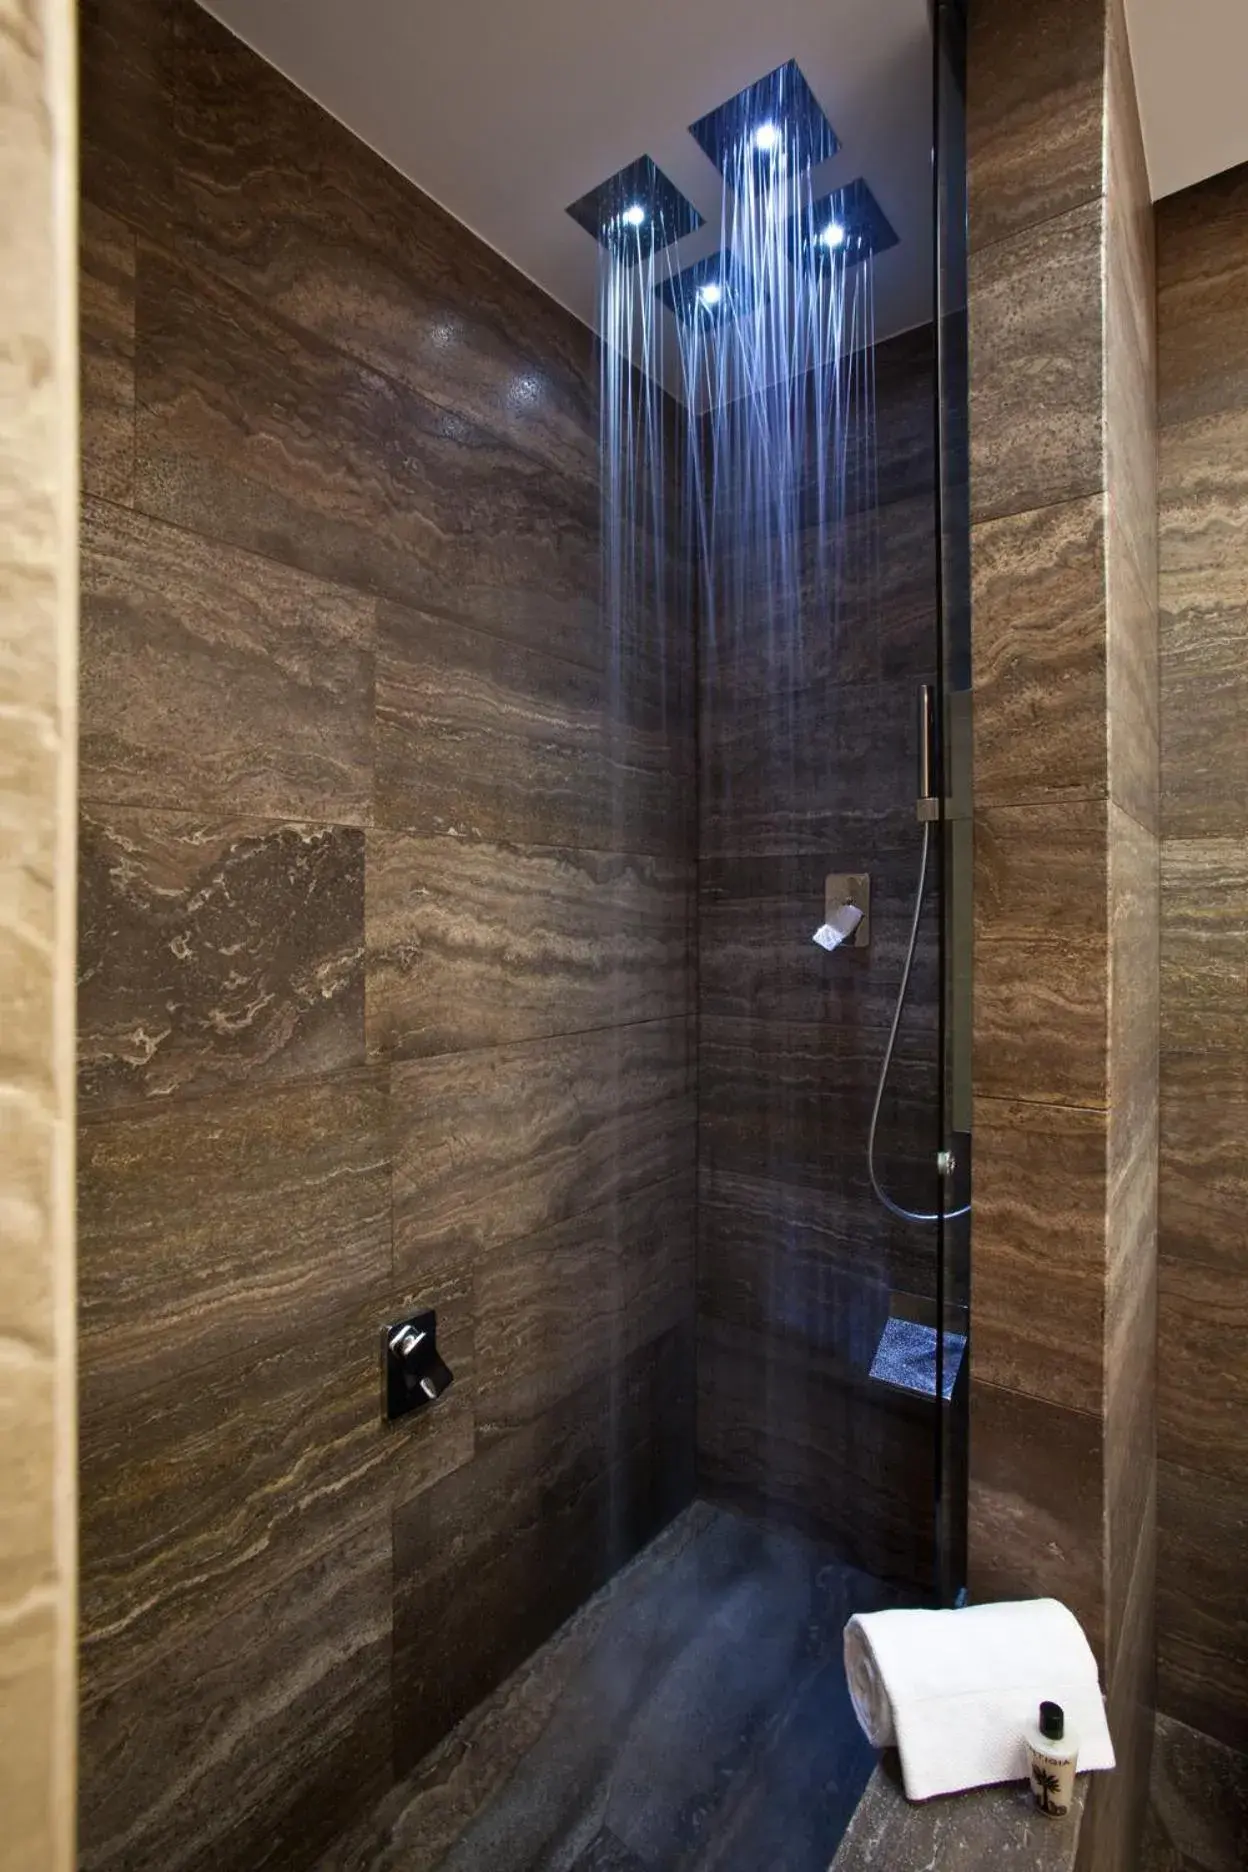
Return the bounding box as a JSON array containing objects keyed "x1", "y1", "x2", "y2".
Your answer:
[{"x1": 1028, "y1": 1746, "x2": 1077, "y2": 1817}]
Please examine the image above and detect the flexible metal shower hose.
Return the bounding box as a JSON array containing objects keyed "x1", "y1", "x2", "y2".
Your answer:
[{"x1": 867, "y1": 821, "x2": 971, "y2": 1226}]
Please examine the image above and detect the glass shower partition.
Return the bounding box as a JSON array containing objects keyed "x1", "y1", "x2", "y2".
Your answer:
[{"x1": 933, "y1": 0, "x2": 972, "y2": 1608}]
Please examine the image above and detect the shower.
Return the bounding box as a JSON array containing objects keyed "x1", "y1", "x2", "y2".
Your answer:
[
  {"x1": 70, "y1": 2, "x2": 972, "y2": 1867},
  {"x1": 583, "y1": 60, "x2": 971, "y2": 1255},
  {"x1": 582, "y1": 21, "x2": 970, "y2": 1558}
]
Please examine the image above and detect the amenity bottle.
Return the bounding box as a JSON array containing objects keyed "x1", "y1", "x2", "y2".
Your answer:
[{"x1": 1025, "y1": 1701, "x2": 1079, "y2": 1817}]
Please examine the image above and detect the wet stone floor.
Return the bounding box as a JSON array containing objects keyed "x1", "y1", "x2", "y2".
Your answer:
[{"x1": 317, "y1": 1501, "x2": 903, "y2": 1872}]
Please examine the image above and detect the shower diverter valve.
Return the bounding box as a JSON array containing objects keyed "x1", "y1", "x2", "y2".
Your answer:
[
  {"x1": 813, "y1": 903, "x2": 862, "y2": 950},
  {"x1": 813, "y1": 873, "x2": 870, "y2": 950}
]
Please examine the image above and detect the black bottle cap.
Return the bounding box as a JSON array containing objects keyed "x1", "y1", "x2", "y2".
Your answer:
[{"x1": 1039, "y1": 1701, "x2": 1065, "y2": 1741}]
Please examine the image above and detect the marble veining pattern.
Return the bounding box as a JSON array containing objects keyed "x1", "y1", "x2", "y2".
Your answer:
[
  {"x1": 1158, "y1": 159, "x2": 1248, "y2": 1757},
  {"x1": 170, "y1": 0, "x2": 600, "y2": 491},
  {"x1": 78, "y1": 810, "x2": 366, "y2": 1108},
  {"x1": 966, "y1": 35, "x2": 1161, "y2": 1868},
  {"x1": 79, "y1": 496, "x2": 375, "y2": 823},
  {"x1": 75, "y1": 2, "x2": 698, "y2": 1864},
  {"x1": 134, "y1": 244, "x2": 603, "y2": 669},
  {"x1": 366, "y1": 834, "x2": 688, "y2": 1061},
  {"x1": 77, "y1": 1070, "x2": 391, "y2": 1407},
  {"x1": 966, "y1": 0, "x2": 1106, "y2": 252},
  {"x1": 80, "y1": 199, "x2": 136, "y2": 503}
]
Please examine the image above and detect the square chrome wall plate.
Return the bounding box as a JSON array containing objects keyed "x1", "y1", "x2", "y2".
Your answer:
[{"x1": 825, "y1": 872, "x2": 871, "y2": 947}]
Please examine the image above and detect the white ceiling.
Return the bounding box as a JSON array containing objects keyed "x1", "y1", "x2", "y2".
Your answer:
[
  {"x1": 204, "y1": 0, "x2": 935, "y2": 385},
  {"x1": 1127, "y1": 0, "x2": 1248, "y2": 200}
]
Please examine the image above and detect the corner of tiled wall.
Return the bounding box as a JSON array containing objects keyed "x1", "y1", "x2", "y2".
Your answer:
[{"x1": 1156, "y1": 152, "x2": 1248, "y2": 1761}]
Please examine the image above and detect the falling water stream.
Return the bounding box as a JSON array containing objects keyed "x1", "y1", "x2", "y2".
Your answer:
[
  {"x1": 596, "y1": 118, "x2": 891, "y2": 1548},
  {"x1": 599, "y1": 114, "x2": 879, "y2": 734}
]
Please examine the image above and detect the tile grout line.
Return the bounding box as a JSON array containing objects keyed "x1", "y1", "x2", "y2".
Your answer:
[
  {"x1": 77, "y1": 1015, "x2": 696, "y2": 1127},
  {"x1": 968, "y1": 184, "x2": 1105, "y2": 270}
]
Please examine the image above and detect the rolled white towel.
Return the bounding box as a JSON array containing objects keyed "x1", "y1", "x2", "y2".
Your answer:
[{"x1": 844, "y1": 1598, "x2": 1116, "y2": 1803}]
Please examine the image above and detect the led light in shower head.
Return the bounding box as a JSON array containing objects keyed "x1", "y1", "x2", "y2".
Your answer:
[
  {"x1": 656, "y1": 251, "x2": 752, "y2": 328},
  {"x1": 795, "y1": 177, "x2": 899, "y2": 268},
  {"x1": 689, "y1": 59, "x2": 839, "y2": 177},
  {"x1": 566, "y1": 154, "x2": 702, "y2": 261}
]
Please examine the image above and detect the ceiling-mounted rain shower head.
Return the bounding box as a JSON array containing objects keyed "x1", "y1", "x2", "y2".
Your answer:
[
  {"x1": 655, "y1": 250, "x2": 754, "y2": 328},
  {"x1": 688, "y1": 59, "x2": 839, "y2": 178},
  {"x1": 793, "y1": 177, "x2": 900, "y2": 268},
  {"x1": 565, "y1": 155, "x2": 702, "y2": 262}
]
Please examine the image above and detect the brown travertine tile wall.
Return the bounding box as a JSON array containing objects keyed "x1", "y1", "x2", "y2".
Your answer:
[
  {"x1": 1157, "y1": 159, "x2": 1248, "y2": 1758},
  {"x1": 694, "y1": 329, "x2": 944, "y2": 1591},
  {"x1": 75, "y1": 1, "x2": 695, "y2": 1867},
  {"x1": 967, "y1": 0, "x2": 1158, "y2": 1866},
  {"x1": 0, "y1": 0, "x2": 78, "y2": 1863}
]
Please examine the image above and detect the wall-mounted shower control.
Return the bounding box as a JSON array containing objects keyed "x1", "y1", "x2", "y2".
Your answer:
[
  {"x1": 382, "y1": 1310, "x2": 453, "y2": 1423},
  {"x1": 819, "y1": 873, "x2": 870, "y2": 949}
]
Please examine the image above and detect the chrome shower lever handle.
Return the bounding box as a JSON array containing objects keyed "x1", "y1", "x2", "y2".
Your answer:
[{"x1": 382, "y1": 1310, "x2": 454, "y2": 1421}]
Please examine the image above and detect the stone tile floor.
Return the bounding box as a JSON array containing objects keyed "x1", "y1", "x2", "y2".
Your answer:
[{"x1": 318, "y1": 1500, "x2": 905, "y2": 1872}]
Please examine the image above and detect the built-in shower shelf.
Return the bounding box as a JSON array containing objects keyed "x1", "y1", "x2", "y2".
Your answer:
[{"x1": 868, "y1": 1317, "x2": 966, "y2": 1401}]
